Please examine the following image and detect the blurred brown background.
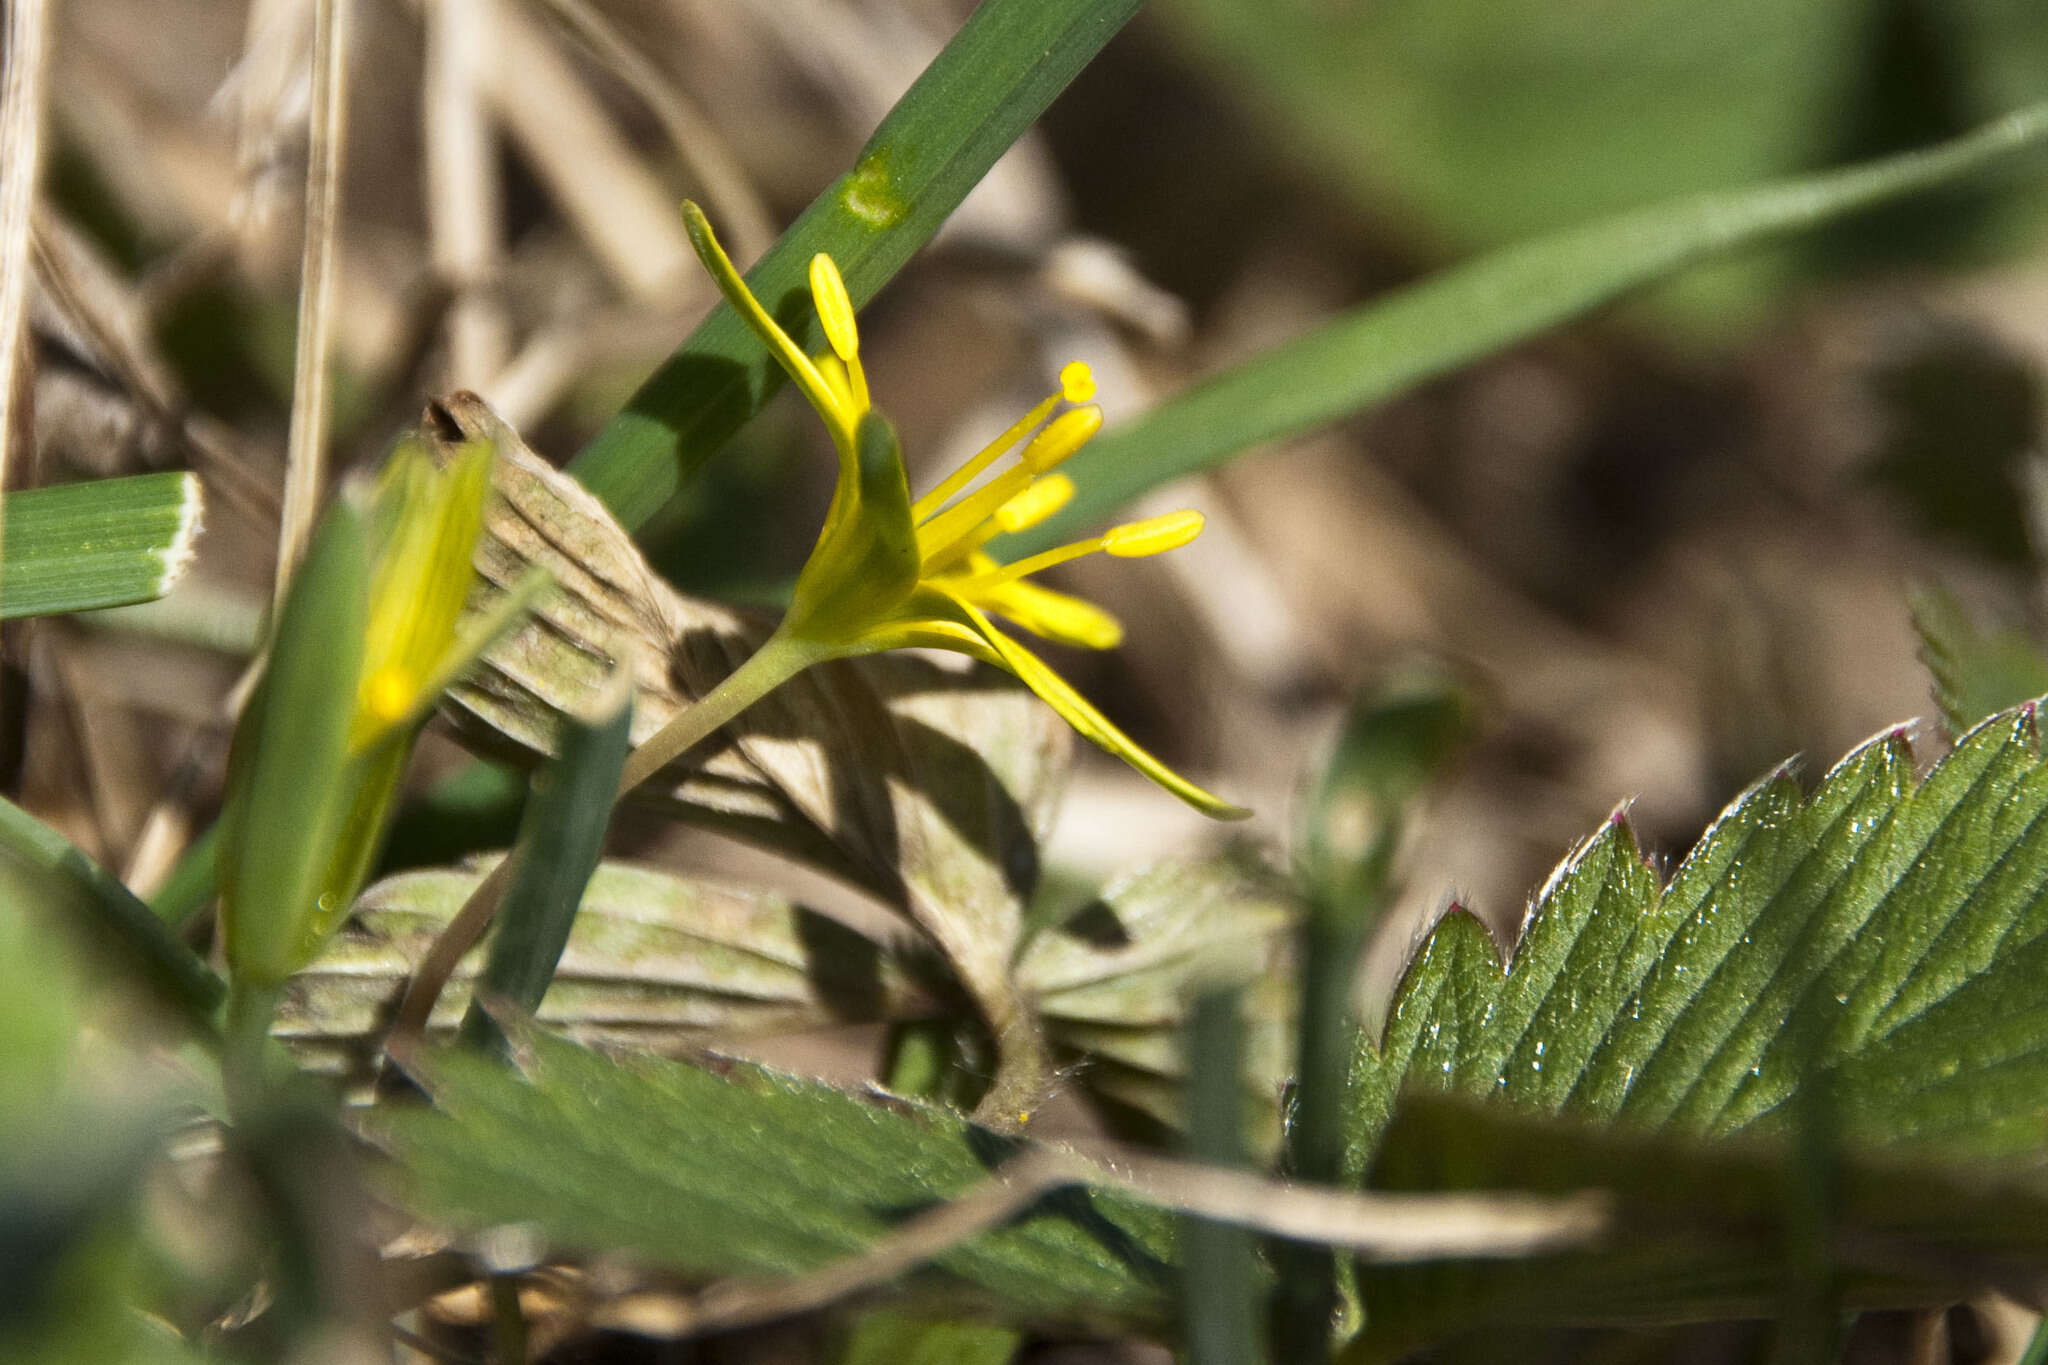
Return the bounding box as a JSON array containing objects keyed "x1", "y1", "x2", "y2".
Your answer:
[{"x1": 23, "y1": 0, "x2": 2048, "y2": 1004}]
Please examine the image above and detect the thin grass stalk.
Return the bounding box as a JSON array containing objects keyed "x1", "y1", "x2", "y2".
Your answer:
[{"x1": 274, "y1": 0, "x2": 353, "y2": 607}]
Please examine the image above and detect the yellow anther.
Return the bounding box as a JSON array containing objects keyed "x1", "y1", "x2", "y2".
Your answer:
[
  {"x1": 1102, "y1": 509, "x2": 1205, "y2": 558},
  {"x1": 1060, "y1": 360, "x2": 1096, "y2": 404},
  {"x1": 809, "y1": 254, "x2": 860, "y2": 363},
  {"x1": 1019, "y1": 406, "x2": 1102, "y2": 473},
  {"x1": 994, "y1": 473, "x2": 1075, "y2": 533}
]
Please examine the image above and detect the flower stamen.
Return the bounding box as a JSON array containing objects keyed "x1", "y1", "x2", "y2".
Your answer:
[
  {"x1": 908, "y1": 363, "x2": 1098, "y2": 525},
  {"x1": 809, "y1": 255, "x2": 869, "y2": 413},
  {"x1": 947, "y1": 510, "x2": 1205, "y2": 595}
]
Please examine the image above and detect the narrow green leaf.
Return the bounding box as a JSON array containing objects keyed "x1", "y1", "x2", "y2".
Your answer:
[
  {"x1": 566, "y1": 0, "x2": 1143, "y2": 532},
  {"x1": 1909, "y1": 583, "x2": 2048, "y2": 736},
  {"x1": 1182, "y1": 988, "x2": 1266, "y2": 1365},
  {"x1": 1006, "y1": 102, "x2": 2048, "y2": 551},
  {"x1": 0, "y1": 472, "x2": 202, "y2": 619},
  {"x1": 1346, "y1": 701, "x2": 2048, "y2": 1177},
  {"x1": 374, "y1": 1028, "x2": 1176, "y2": 1326},
  {"x1": 0, "y1": 795, "x2": 222, "y2": 1027},
  {"x1": 459, "y1": 683, "x2": 632, "y2": 1052},
  {"x1": 1351, "y1": 1093, "x2": 2048, "y2": 1357},
  {"x1": 1282, "y1": 670, "x2": 1476, "y2": 1356}
]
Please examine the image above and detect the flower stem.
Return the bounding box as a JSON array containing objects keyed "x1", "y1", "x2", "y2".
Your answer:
[{"x1": 615, "y1": 631, "x2": 820, "y2": 796}]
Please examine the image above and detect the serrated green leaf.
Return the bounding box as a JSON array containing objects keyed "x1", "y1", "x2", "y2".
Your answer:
[
  {"x1": 1909, "y1": 583, "x2": 2048, "y2": 736},
  {"x1": 283, "y1": 860, "x2": 935, "y2": 1078},
  {"x1": 0, "y1": 473, "x2": 202, "y2": 620},
  {"x1": 1005, "y1": 102, "x2": 2048, "y2": 552},
  {"x1": 372, "y1": 1028, "x2": 1176, "y2": 1327},
  {"x1": 1348, "y1": 702, "x2": 2048, "y2": 1169}
]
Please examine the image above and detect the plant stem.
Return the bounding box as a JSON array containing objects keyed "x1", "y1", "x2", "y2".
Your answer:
[
  {"x1": 223, "y1": 980, "x2": 284, "y2": 1115},
  {"x1": 615, "y1": 631, "x2": 818, "y2": 795}
]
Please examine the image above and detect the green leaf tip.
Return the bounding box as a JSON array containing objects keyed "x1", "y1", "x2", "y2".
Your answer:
[{"x1": 0, "y1": 471, "x2": 206, "y2": 620}]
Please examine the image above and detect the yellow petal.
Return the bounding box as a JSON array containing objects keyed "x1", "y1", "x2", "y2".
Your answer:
[
  {"x1": 974, "y1": 576, "x2": 1124, "y2": 650},
  {"x1": 682, "y1": 202, "x2": 853, "y2": 447},
  {"x1": 943, "y1": 592, "x2": 1249, "y2": 819}
]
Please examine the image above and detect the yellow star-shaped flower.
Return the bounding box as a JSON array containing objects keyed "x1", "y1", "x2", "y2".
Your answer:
[{"x1": 620, "y1": 204, "x2": 1246, "y2": 819}]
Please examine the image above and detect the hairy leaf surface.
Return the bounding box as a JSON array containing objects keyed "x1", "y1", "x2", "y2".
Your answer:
[{"x1": 375, "y1": 1027, "x2": 1174, "y2": 1326}]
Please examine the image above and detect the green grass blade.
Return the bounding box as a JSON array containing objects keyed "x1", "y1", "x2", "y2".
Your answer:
[
  {"x1": 0, "y1": 795, "x2": 223, "y2": 1027},
  {"x1": 459, "y1": 684, "x2": 631, "y2": 1052},
  {"x1": 1005, "y1": 102, "x2": 2048, "y2": 552},
  {"x1": 0, "y1": 472, "x2": 203, "y2": 619},
  {"x1": 566, "y1": 0, "x2": 1142, "y2": 532}
]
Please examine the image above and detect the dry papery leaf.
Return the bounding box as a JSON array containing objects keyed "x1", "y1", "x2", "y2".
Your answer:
[
  {"x1": 424, "y1": 393, "x2": 1071, "y2": 1043},
  {"x1": 284, "y1": 858, "x2": 941, "y2": 1081},
  {"x1": 308, "y1": 847, "x2": 1298, "y2": 1138},
  {"x1": 1023, "y1": 846, "x2": 1299, "y2": 1144}
]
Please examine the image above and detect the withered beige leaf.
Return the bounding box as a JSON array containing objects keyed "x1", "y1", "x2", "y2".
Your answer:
[
  {"x1": 424, "y1": 393, "x2": 1071, "y2": 1066},
  {"x1": 1020, "y1": 846, "x2": 1300, "y2": 1141},
  {"x1": 283, "y1": 858, "x2": 937, "y2": 1079}
]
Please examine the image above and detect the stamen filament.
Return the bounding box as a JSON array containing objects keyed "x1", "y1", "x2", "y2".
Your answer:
[
  {"x1": 948, "y1": 535, "x2": 1107, "y2": 593},
  {"x1": 916, "y1": 465, "x2": 1038, "y2": 570},
  {"x1": 910, "y1": 391, "x2": 1062, "y2": 523}
]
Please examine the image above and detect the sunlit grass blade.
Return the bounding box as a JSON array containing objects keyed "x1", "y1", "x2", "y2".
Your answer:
[
  {"x1": 0, "y1": 795, "x2": 223, "y2": 1029},
  {"x1": 566, "y1": 0, "x2": 1142, "y2": 532},
  {"x1": 0, "y1": 472, "x2": 203, "y2": 619},
  {"x1": 1004, "y1": 102, "x2": 2048, "y2": 553}
]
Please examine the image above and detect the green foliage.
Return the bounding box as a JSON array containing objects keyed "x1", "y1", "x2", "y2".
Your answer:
[
  {"x1": 1009, "y1": 100, "x2": 2048, "y2": 550},
  {"x1": 458, "y1": 679, "x2": 631, "y2": 1053},
  {"x1": 1349, "y1": 704, "x2": 2048, "y2": 1161},
  {"x1": 833, "y1": 1312, "x2": 1021, "y2": 1365},
  {"x1": 0, "y1": 473, "x2": 202, "y2": 620},
  {"x1": 1910, "y1": 583, "x2": 2048, "y2": 735},
  {"x1": 1353, "y1": 1094, "x2": 2048, "y2": 1356},
  {"x1": 216, "y1": 499, "x2": 371, "y2": 987},
  {"x1": 0, "y1": 797, "x2": 221, "y2": 1030},
  {"x1": 566, "y1": 0, "x2": 1143, "y2": 533},
  {"x1": 1162, "y1": 0, "x2": 2048, "y2": 331},
  {"x1": 374, "y1": 1026, "x2": 1176, "y2": 1326}
]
